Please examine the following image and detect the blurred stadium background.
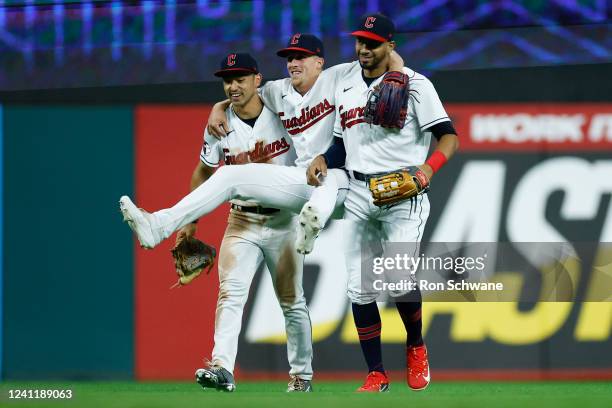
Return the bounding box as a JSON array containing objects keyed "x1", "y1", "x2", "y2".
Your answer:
[{"x1": 1, "y1": 0, "x2": 612, "y2": 393}]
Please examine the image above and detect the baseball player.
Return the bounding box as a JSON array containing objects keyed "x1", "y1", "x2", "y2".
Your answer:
[
  {"x1": 183, "y1": 53, "x2": 313, "y2": 392},
  {"x1": 306, "y1": 13, "x2": 459, "y2": 392},
  {"x1": 120, "y1": 35, "x2": 403, "y2": 254}
]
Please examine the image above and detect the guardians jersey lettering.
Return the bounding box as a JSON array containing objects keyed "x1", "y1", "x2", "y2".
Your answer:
[
  {"x1": 278, "y1": 99, "x2": 335, "y2": 135},
  {"x1": 339, "y1": 105, "x2": 366, "y2": 129},
  {"x1": 258, "y1": 61, "x2": 358, "y2": 168},
  {"x1": 223, "y1": 137, "x2": 291, "y2": 165},
  {"x1": 201, "y1": 105, "x2": 295, "y2": 168}
]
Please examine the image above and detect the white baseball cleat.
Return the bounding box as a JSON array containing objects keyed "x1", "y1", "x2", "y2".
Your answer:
[
  {"x1": 119, "y1": 195, "x2": 160, "y2": 249},
  {"x1": 296, "y1": 204, "x2": 323, "y2": 255}
]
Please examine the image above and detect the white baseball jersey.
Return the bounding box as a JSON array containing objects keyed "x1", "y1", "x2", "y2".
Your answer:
[
  {"x1": 334, "y1": 65, "x2": 450, "y2": 174},
  {"x1": 260, "y1": 61, "x2": 359, "y2": 168},
  {"x1": 333, "y1": 66, "x2": 445, "y2": 304},
  {"x1": 200, "y1": 104, "x2": 298, "y2": 215},
  {"x1": 197, "y1": 103, "x2": 312, "y2": 379},
  {"x1": 201, "y1": 105, "x2": 295, "y2": 168}
]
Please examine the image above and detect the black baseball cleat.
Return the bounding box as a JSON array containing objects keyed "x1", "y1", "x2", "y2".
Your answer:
[
  {"x1": 195, "y1": 366, "x2": 236, "y2": 392},
  {"x1": 287, "y1": 376, "x2": 313, "y2": 392}
]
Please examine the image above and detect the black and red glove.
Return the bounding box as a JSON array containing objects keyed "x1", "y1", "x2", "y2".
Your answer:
[{"x1": 364, "y1": 71, "x2": 410, "y2": 129}]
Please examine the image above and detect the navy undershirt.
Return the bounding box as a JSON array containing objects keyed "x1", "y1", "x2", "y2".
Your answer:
[
  {"x1": 362, "y1": 71, "x2": 382, "y2": 87},
  {"x1": 240, "y1": 116, "x2": 258, "y2": 128}
]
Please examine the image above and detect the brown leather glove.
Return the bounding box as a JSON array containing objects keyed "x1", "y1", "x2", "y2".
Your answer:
[
  {"x1": 170, "y1": 236, "x2": 216, "y2": 287},
  {"x1": 369, "y1": 166, "x2": 429, "y2": 207}
]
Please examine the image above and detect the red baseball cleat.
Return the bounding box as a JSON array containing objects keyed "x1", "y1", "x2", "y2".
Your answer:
[
  {"x1": 407, "y1": 344, "x2": 430, "y2": 391},
  {"x1": 357, "y1": 371, "x2": 390, "y2": 392}
]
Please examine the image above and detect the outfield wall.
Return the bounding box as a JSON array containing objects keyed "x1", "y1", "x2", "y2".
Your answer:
[
  {"x1": 132, "y1": 102, "x2": 612, "y2": 380},
  {"x1": 2, "y1": 107, "x2": 135, "y2": 380},
  {"x1": 1, "y1": 70, "x2": 611, "y2": 380}
]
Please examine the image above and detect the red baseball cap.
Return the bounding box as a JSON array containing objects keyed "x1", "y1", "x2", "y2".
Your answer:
[{"x1": 351, "y1": 12, "x2": 395, "y2": 43}]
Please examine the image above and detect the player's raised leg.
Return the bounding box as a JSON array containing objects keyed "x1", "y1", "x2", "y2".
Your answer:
[
  {"x1": 121, "y1": 163, "x2": 347, "y2": 249},
  {"x1": 120, "y1": 163, "x2": 310, "y2": 248}
]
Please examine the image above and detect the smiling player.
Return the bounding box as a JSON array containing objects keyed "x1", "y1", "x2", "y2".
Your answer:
[
  {"x1": 307, "y1": 13, "x2": 459, "y2": 392},
  {"x1": 119, "y1": 35, "x2": 404, "y2": 254},
  {"x1": 178, "y1": 53, "x2": 313, "y2": 392}
]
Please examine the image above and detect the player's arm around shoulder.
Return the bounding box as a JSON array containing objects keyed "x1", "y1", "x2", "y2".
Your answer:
[
  {"x1": 327, "y1": 51, "x2": 401, "y2": 75},
  {"x1": 207, "y1": 99, "x2": 232, "y2": 138},
  {"x1": 258, "y1": 79, "x2": 286, "y2": 111},
  {"x1": 322, "y1": 61, "x2": 360, "y2": 84},
  {"x1": 388, "y1": 50, "x2": 404, "y2": 72}
]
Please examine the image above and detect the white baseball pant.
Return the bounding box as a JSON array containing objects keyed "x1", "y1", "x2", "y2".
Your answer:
[
  {"x1": 149, "y1": 163, "x2": 349, "y2": 242},
  {"x1": 343, "y1": 178, "x2": 431, "y2": 305},
  {"x1": 211, "y1": 210, "x2": 313, "y2": 379}
]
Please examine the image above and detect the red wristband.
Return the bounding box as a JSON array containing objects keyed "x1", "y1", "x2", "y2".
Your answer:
[{"x1": 425, "y1": 151, "x2": 448, "y2": 174}]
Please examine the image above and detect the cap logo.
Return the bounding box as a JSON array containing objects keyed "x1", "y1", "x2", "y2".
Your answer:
[
  {"x1": 291, "y1": 33, "x2": 301, "y2": 45},
  {"x1": 365, "y1": 16, "x2": 376, "y2": 28},
  {"x1": 227, "y1": 54, "x2": 236, "y2": 66}
]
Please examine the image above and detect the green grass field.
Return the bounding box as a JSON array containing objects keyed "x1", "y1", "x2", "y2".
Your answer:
[{"x1": 1, "y1": 381, "x2": 611, "y2": 408}]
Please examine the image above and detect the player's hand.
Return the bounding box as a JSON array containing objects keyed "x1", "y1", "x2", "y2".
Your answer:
[
  {"x1": 207, "y1": 102, "x2": 232, "y2": 139},
  {"x1": 176, "y1": 223, "x2": 197, "y2": 245},
  {"x1": 417, "y1": 163, "x2": 434, "y2": 181},
  {"x1": 306, "y1": 155, "x2": 328, "y2": 186}
]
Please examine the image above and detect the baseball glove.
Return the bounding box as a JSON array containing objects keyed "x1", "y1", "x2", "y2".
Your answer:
[
  {"x1": 368, "y1": 166, "x2": 429, "y2": 207},
  {"x1": 171, "y1": 236, "x2": 216, "y2": 287},
  {"x1": 364, "y1": 71, "x2": 410, "y2": 129}
]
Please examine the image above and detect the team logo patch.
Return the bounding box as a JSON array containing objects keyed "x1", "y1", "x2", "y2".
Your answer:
[
  {"x1": 203, "y1": 141, "x2": 212, "y2": 156},
  {"x1": 227, "y1": 54, "x2": 236, "y2": 66},
  {"x1": 365, "y1": 16, "x2": 376, "y2": 28},
  {"x1": 291, "y1": 33, "x2": 301, "y2": 45}
]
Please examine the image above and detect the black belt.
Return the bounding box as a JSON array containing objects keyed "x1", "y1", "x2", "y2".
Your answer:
[
  {"x1": 231, "y1": 204, "x2": 280, "y2": 215},
  {"x1": 350, "y1": 169, "x2": 413, "y2": 182},
  {"x1": 351, "y1": 170, "x2": 370, "y2": 181}
]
